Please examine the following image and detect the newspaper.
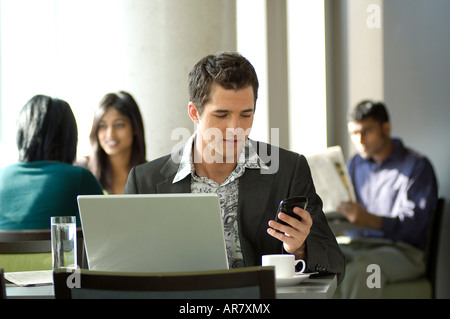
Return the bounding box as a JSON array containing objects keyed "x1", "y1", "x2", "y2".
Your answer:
[
  {"x1": 4, "y1": 270, "x2": 53, "y2": 287},
  {"x1": 306, "y1": 146, "x2": 356, "y2": 214}
]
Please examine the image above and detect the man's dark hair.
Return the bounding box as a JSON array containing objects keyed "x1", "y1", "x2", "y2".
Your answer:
[
  {"x1": 349, "y1": 100, "x2": 390, "y2": 123},
  {"x1": 188, "y1": 52, "x2": 259, "y2": 114}
]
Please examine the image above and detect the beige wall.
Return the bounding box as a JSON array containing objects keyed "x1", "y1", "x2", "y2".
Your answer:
[{"x1": 383, "y1": 0, "x2": 450, "y2": 298}]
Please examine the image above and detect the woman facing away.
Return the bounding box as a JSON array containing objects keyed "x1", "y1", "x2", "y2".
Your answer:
[
  {"x1": 0, "y1": 95, "x2": 103, "y2": 230},
  {"x1": 80, "y1": 91, "x2": 146, "y2": 194}
]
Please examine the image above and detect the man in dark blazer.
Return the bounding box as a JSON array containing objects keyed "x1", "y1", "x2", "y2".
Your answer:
[{"x1": 124, "y1": 52, "x2": 345, "y2": 282}]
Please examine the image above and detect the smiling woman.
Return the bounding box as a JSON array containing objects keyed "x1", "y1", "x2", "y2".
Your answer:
[
  {"x1": 77, "y1": 91, "x2": 147, "y2": 194},
  {"x1": 97, "y1": 108, "x2": 134, "y2": 157}
]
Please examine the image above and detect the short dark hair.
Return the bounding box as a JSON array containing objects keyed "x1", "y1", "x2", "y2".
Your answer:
[
  {"x1": 188, "y1": 52, "x2": 259, "y2": 114},
  {"x1": 88, "y1": 91, "x2": 146, "y2": 193},
  {"x1": 349, "y1": 100, "x2": 390, "y2": 123},
  {"x1": 16, "y1": 95, "x2": 78, "y2": 163}
]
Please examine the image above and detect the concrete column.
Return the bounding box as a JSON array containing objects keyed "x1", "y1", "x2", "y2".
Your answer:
[
  {"x1": 266, "y1": 0, "x2": 289, "y2": 150},
  {"x1": 325, "y1": 0, "x2": 383, "y2": 157},
  {"x1": 121, "y1": 0, "x2": 237, "y2": 160}
]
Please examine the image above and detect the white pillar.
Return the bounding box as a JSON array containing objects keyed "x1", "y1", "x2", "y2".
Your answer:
[{"x1": 121, "y1": 0, "x2": 237, "y2": 160}]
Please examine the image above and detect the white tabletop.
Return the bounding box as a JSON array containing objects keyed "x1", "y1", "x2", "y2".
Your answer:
[
  {"x1": 6, "y1": 284, "x2": 54, "y2": 299},
  {"x1": 276, "y1": 275, "x2": 337, "y2": 299},
  {"x1": 5, "y1": 272, "x2": 337, "y2": 299}
]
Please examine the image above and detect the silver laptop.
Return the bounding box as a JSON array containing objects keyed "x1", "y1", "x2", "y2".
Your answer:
[{"x1": 77, "y1": 194, "x2": 229, "y2": 273}]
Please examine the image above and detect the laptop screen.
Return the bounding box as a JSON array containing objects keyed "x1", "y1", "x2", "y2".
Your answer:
[{"x1": 77, "y1": 194, "x2": 229, "y2": 272}]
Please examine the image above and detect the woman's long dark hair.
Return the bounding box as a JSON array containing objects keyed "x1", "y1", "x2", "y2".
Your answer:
[
  {"x1": 16, "y1": 95, "x2": 78, "y2": 164},
  {"x1": 88, "y1": 91, "x2": 146, "y2": 193}
]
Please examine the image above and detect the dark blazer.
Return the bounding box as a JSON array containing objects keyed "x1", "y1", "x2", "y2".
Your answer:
[{"x1": 124, "y1": 140, "x2": 345, "y2": 282}]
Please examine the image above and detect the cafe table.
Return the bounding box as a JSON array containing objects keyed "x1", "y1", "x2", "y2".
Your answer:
[{"x1": 5, "y1": 270, "x2": 337, "y2": 299}]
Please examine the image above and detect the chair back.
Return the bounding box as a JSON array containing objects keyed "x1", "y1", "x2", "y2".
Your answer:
[
  {"x1": 0, "y1": 228, "x2": 85, "y2": 272},
  {"x1": 0, "y1": 268, "x2": 6, "y2": 299},
  {"x1": 54, "y1": 266, "x2": 276, "y2": 299},
  {"x1": 424, "y1": 197, "x2": 445, "y2": 297}
]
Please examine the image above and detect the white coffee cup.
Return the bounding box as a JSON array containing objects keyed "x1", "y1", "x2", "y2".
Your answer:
[{"x1": 261, "y1": 254, "x2": 306, "y2": 278}]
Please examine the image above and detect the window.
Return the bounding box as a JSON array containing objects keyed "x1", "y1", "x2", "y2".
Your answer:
[
  {"x1": 236, "y1": 0, "x2": 269, "y2": 144},
  {"x1": 0, "y1": 0, "x2": 128, "y2": 167},
  {"x1": 1, "y1": 0, "x2": 328, "y2": 168},
  {"x1": 237, "y1": 0, "x2": 328, "y2": 154},
  {"x1": 287, "y1": 0, "x2": 327, "y2": 155}
]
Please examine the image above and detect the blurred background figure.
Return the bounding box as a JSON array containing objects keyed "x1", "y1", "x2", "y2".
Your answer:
[
  {"x1": 335, "y1": 100, "x2": 438, "y2": 298},
  {"x1": 0, "y1": 95, "x2": 103, "y2": 229},
  {"x1": 78, "y1": 91, "x2": 146, "y2": 194}
]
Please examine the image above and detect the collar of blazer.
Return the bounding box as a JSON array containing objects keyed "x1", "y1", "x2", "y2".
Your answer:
[{"x1": 155, "y1": 139, "x2": 274, "y2": 196}]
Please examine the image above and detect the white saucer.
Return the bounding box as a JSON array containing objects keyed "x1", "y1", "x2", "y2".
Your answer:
[{"x1": 276, "y1": 273, "x2": 310, "y2": 286}]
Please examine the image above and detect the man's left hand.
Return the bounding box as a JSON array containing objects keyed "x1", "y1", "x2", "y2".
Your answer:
[{"x1": 337, "y1": 201, "x2": 382, "y2": 230}]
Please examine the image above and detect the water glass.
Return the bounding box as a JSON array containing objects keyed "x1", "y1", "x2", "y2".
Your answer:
[{"x1": 51, "y1": 216, "x2": 77, "y2": 269}]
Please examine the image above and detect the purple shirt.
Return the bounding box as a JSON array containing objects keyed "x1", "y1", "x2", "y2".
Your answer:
[{"x1": 348, "y1": 138, "x2": 438, "y2": 249}]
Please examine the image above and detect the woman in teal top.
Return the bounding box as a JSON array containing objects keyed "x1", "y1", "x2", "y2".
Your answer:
[{"x1": 0, "y1": 95, "x2": 103, "y2": 230}]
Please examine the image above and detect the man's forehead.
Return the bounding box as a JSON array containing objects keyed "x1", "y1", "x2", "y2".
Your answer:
[
  {"x1": 206, "y1": 85, "x2": 255, "y2": 108},
  {"x1": 348, "y1": 118, "x2": 380, "y2": 131}
]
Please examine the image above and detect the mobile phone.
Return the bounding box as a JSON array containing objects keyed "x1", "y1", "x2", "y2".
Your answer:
[{"x1": 275, "y1": 196, "x2": 308, "y2": 227}]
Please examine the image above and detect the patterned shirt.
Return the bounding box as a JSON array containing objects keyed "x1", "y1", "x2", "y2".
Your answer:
[{"x1": 173, "y1": 133, "x2": 269, "y2": 268}]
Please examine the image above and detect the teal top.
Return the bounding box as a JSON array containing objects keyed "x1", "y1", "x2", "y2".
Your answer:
[{"x1": 0, "y1": 161, "x2": 103, "y2": 229}]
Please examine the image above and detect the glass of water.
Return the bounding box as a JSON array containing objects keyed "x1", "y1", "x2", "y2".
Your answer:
[{"x1": 51, "y1": 216, "x2": 77, "y2": 269}]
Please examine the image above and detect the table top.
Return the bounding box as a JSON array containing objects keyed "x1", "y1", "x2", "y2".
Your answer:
[
  {"x1": 276, "y1": 274, "x2": 337, "y2": 299},
  {"x1": 5, "y1": 272, "x2": 337, "y2": 299}
]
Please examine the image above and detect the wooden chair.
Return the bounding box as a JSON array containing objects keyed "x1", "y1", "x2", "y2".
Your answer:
[
  {"x1": 53, "y1": 266, "x2": 276, "y2": 299},
  {"x1": 0, "y1": 268, "x2": 6, "y2": 299},
  {"x1": 0, "y1": 228, "x2": 85, "y2": 272},
  {"x1": 381, "y1": 197, "x2": 445, "y2": 298}
]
